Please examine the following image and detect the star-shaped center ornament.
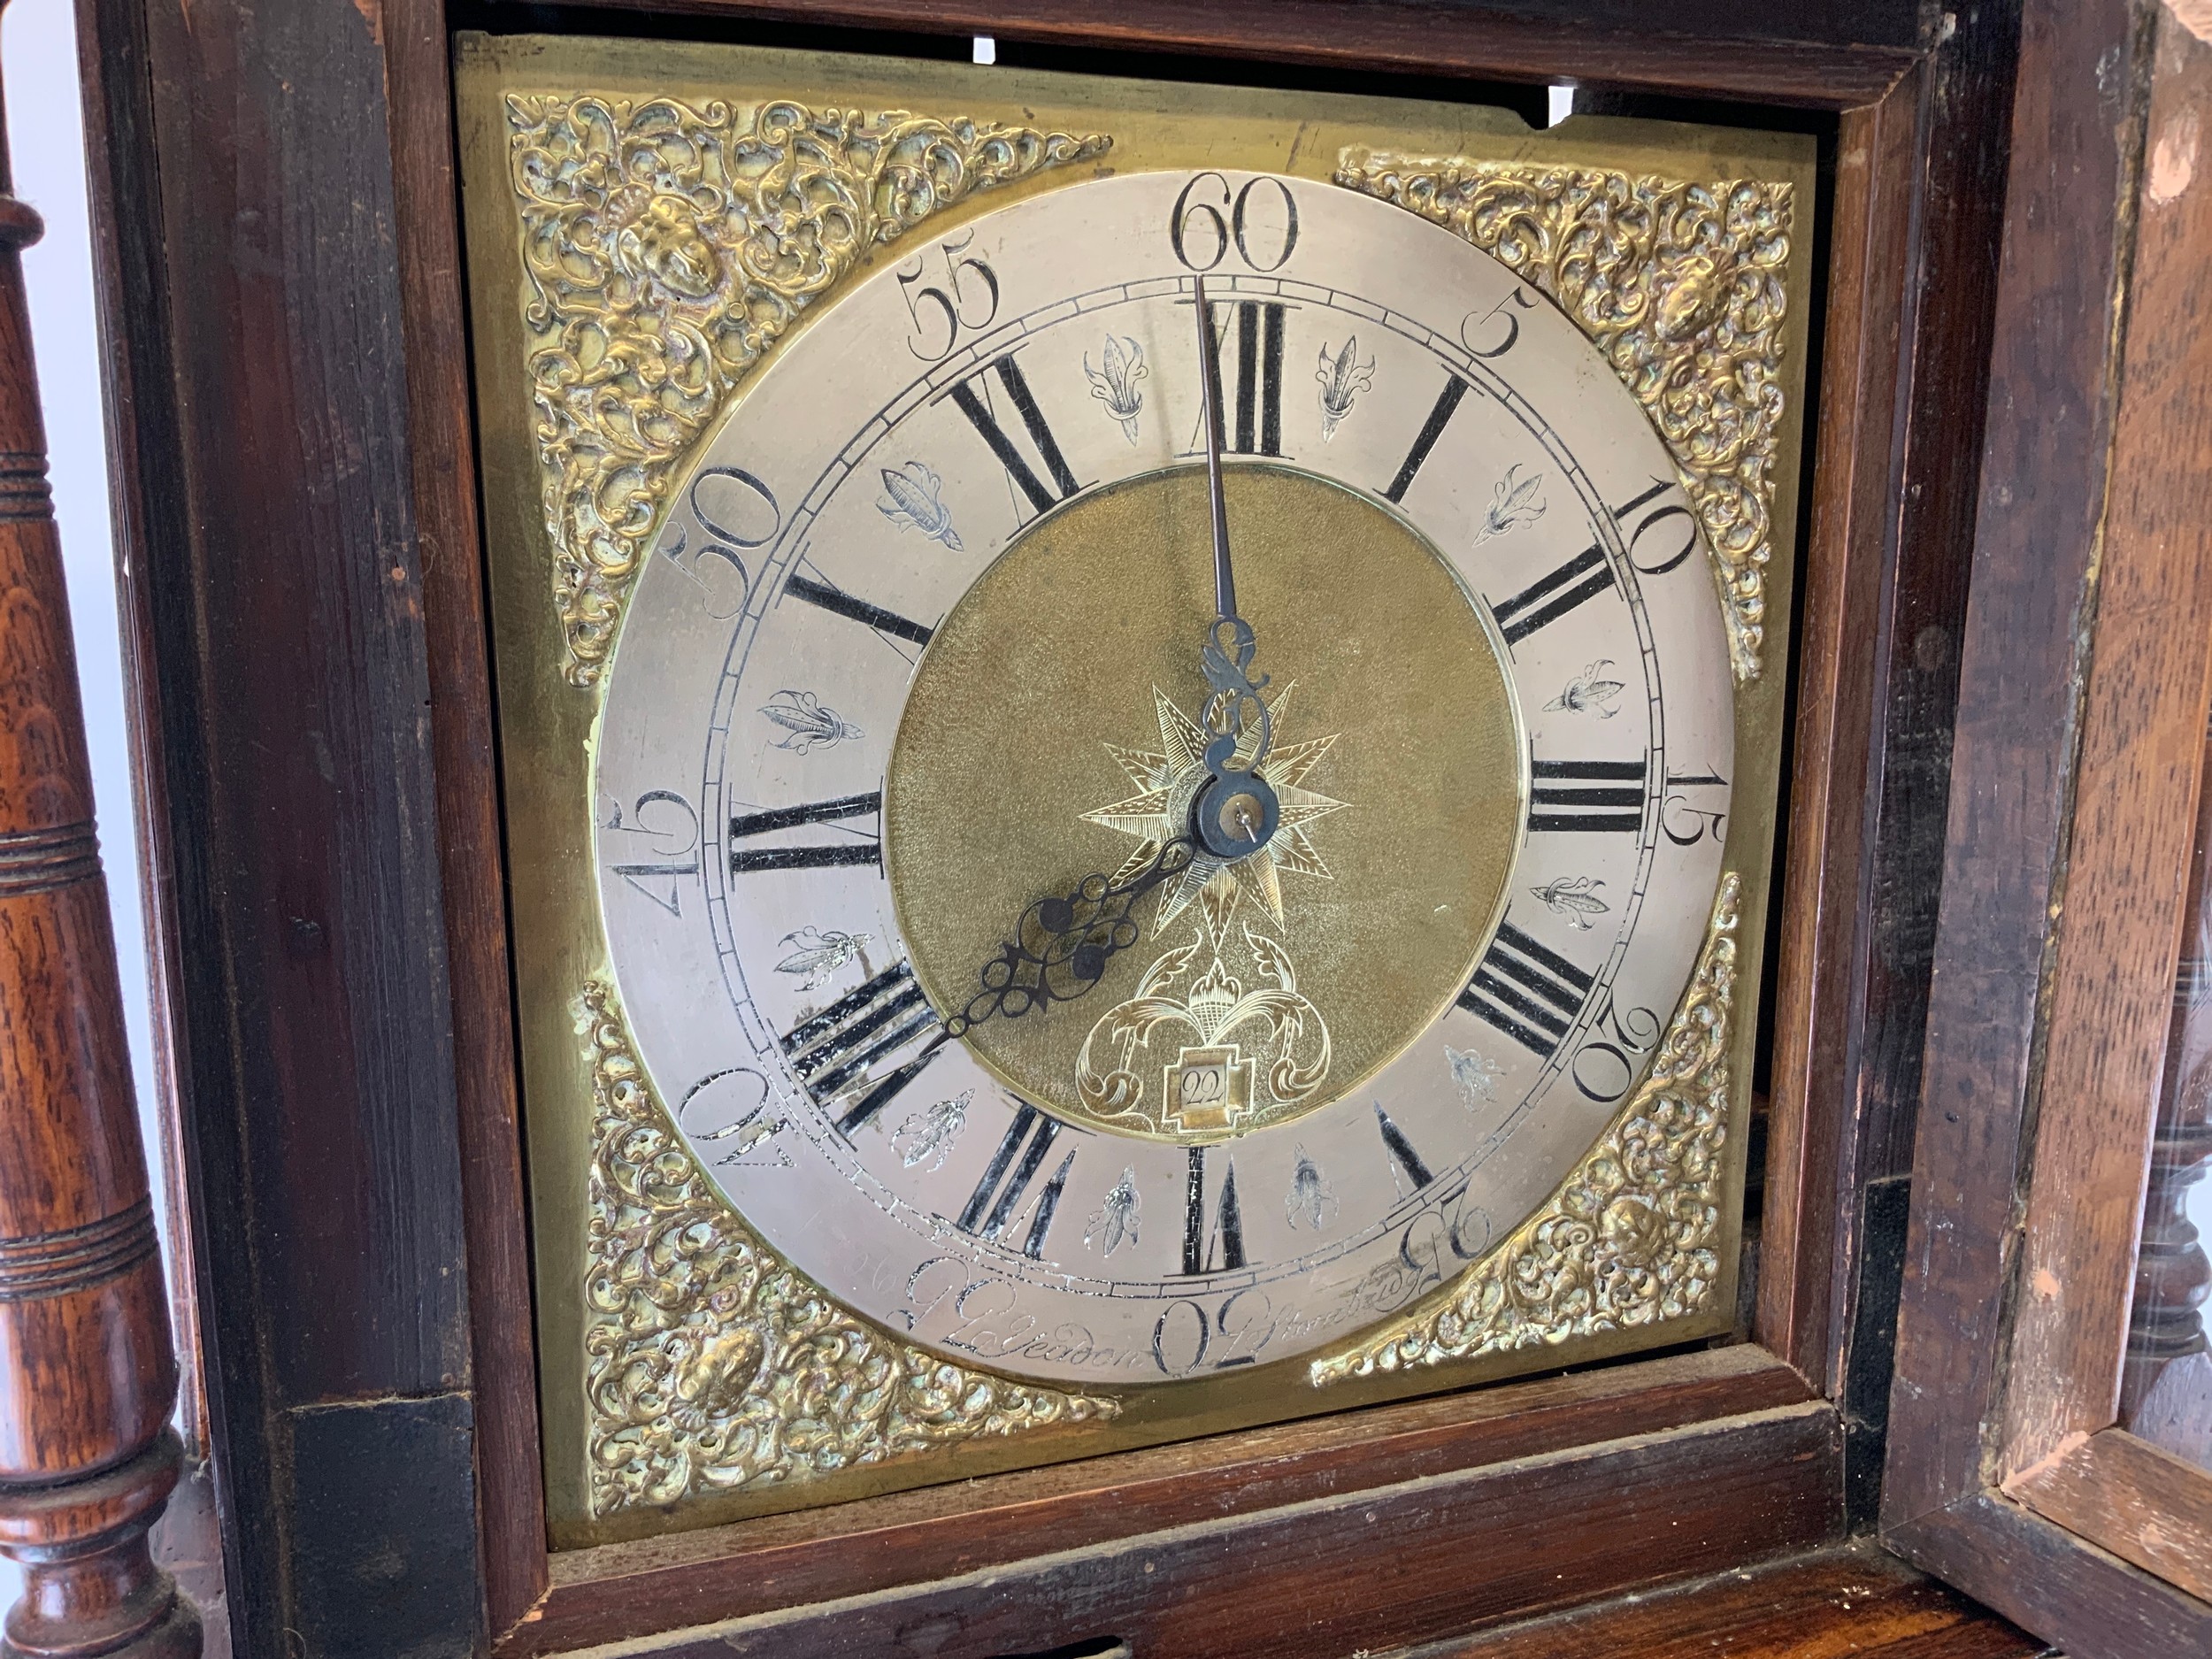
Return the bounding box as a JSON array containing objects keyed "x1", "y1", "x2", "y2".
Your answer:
[{"x1": 1081, "y1": 683, "x2": 1347, "y2": 937}]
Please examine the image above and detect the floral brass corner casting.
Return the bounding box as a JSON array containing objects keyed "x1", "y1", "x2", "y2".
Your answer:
[
  {"x1": 1311, "y1": 871, "x2": 1740, "y2": 1385},
  {"x1": 1336, "y1": 150, "x2": 1793, "y2": 684},
  {"x1": 580, "y1": 981, "x2": 1118, "y2": 1517},
  {"x1": 507, "y1": 96, "x2": 1110, "y2": 686}
]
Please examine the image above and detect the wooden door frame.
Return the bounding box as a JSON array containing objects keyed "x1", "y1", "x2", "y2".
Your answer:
[
  {"x1": 73, "y1": 1, "x2": 2017, "y2": 1653},
  {"x1": 1882, "y1": 3, "x2": 2212, "y2": 1655}
]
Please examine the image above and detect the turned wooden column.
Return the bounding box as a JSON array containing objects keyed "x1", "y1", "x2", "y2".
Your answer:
[{"x1": 0, "y1": 18, "x2": 200, "y2": 1658}]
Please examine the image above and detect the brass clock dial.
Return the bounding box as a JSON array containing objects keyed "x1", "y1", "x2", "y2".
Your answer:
[{"x1": 595, "y1": 170, "x2": 1734, "y2": 1386}]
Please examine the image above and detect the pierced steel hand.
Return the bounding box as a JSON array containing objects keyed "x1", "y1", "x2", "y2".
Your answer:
[
  {"x1": 944, "y1": 838, "x2": 1198, "y2": 1037},
  {"x1": 1190, "y1": 273, "x2": 1280, "y2": 861}
]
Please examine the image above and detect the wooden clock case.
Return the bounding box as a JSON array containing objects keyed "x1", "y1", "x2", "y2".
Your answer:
[{"x1": 63, "y1": 0, "x2": 2208, "y2": 1654}]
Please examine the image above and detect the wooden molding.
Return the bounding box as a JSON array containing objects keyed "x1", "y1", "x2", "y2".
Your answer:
[{"x1": 2008, "y1": 1428, "x2": 2212, "y2": 1605}]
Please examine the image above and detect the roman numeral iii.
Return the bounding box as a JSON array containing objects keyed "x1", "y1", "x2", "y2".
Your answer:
[{"x1": 1529, "y1": 758, "x2": 1647, "y2": 834}]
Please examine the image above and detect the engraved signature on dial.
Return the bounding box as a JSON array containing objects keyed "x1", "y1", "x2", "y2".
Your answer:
[
  {"x1": 1084, "y1": 334, "x2": 1148, "y2": 443},
  {"x1": 1474, "y1": 463, "x2": 1547, "y2": 543},
  {"x1": 1545, "y1": 659, "x2": 1626, "y2": 719},
  {"x1": 1315, "y1": 336, "x2": 1375, "y2": 441},
  {"x1": 877, "y1": 460, "x2": 964, "y2": 549},
  {"x1": 760, "y1": 687, "x2": 864, "y2": 754}
]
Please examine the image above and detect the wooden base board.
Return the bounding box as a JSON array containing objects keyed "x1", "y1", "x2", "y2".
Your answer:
[{"x1": 1403, "y1": 1541, "x2": 2049, "y2": 1659}]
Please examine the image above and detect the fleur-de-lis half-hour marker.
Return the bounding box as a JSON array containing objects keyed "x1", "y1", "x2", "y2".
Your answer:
[
  {"x1": 760, "y1": 688, "x2": 864, "y2": 755},
  {"x1": 877, "y1": 460, "x2": 963, "y2": 549},
  {"x1": 1476, "y1": 463, "x2": 1547, "y2": 542},
  {"x1": 1530, "y1": 874, "x2": 1609, "y2": 929},
  {"x1": 774, "y1": 926, "x2": 872, "y2": 992},
  {"x1": 1545, "y1": 659, "x2": 1626, "y2": 720},
  {"x1": 1285, "y1": 1145, "x2": 1338, "y2": 1230},
  {"x1": 1446, "y1": 1044, "x2": 1503, "y2": 1109},
  {"x1": 1315, "y1": 336, "x2": 1376, "y2": 441},
  {"x1": 892, "y1": 1089, "x2": 972, "y2": 1172},
  {"x1": 1087, "y1": 1168, "x2": 1141, "y2": 1256},
  {"x1": 1084, "y1": 334, "x2": 1148, "y2": 443}
]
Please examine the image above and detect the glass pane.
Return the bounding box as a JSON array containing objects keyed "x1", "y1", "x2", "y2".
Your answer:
[{"x1": 2123, "y1": 702, "x2": 2212, "y2": 1463}]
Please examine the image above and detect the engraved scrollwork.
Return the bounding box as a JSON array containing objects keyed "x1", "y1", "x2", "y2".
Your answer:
[
  {"x1": 505, "y1": 96, "x2": 1110, "y2": 684},
  {"x1": 580, "y1": 981, "x2": 1118, "y2": 1517},
  {"x1": 1335, "y1": 151, "x2": 1793, "y2": 683},
  {"x1": 1311, "y1": 871, "x2": 1740, "y2": 1384}
]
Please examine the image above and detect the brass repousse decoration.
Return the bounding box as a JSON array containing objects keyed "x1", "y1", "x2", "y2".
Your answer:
[
  {"x1": 507, "y1": 95, "x2": 1109, "y2": 684},
  {"x1": 1336, "y1": 151, "x2": 1792, "y2": 683},
  {"x1": 1312, "y1": 872, "x2": 1740, "y2": 1384},
  {"x1": 580, "y1": 981, "x2": 1118, "y2": 1517}
]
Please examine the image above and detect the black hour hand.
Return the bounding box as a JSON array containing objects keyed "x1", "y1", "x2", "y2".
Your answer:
[{"x1": 945, "y1": 838, "x2": 1196, "y2": 1037}]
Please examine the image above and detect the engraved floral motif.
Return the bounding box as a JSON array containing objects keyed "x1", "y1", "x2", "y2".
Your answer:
[
  {"x1": 1446, "y1": 1044, "x2": 1503, "y2": 1108},
  {"x1": 1312, "y1": 872, "x2": 1740, "y2": 1383},
  {"x1": 1336, "y1": 151, "x2": 1793, "y2": 682},
  {"x1": 504, "y1": 94, "x2": 1108, "y2": 684},
  {"x1": 1546, "y1": 659, "x2": 1626, "y2": 720},
  {"x1": 760, "y1": 687, "x2": 864, "y2": 754},
  {"x1": 581, "y1": 981, "x2": 1117, "y2": 1517},
  {"x1": 1314, "y1": 336, "x2": 1375, "y2": 440},
  {"x1": 1530, "y1": 874, "x2": 1609, "y2": 929},
  {"x1": 1086, "y1": 334, "x2": 1149, "y2": 442},
  {"x1": 1475, "y1": 464, "x2": 1547, "y2": 543},
  {"x1": 877, "y1": 460, "x2": 964, "y2": 549}
]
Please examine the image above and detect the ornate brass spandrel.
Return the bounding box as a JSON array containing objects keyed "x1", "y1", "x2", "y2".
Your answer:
[
  {"x1": 1335, "y1": 150, "x2": 1793, "y2": 684},
  {"x1": 580, "y1": 981, "x2": 1118, "y2": 1517},
  {"x1": 1310, "y1": 870, "x2": 1740, "y2": 1385},
  {"x1": 505, "y1": 95, "x2": 1110, "y2": 686}
]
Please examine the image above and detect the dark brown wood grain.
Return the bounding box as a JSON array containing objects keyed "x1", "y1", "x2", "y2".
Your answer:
[
  {"x1": 384, "y1": 0, "x2": 551, "y2": 1634},
  {"x1": 1895, "y1": 1494, "x2": 2212, "y2": 1659},
  {"x1": 1407, "y1": 1540, "x2": 2047, "y2": 1658},
  {"x1": 511, "y1": 1349, "x2": 1816, "y2": 1655},
  {"x1": 1760, "y1": 65, "x2": 1922, "y2": 1392},
  {"x1": 0, "y1": 5, "x2": 199, "y2": 1647},
  {"x1": 1882, "y1": 0, "x2": 2148, "y2": 1532},
  {"x1": 573, "y1": 1400, "x2": 1841, "y2": 1659},
  {"x1": 1885, "y1": 1, "x2": 2212, "y2": 1652},
  {"x1": 1998, "y1": 4, "x2": 2212, "y2": 1479},
  {"x1": 582, "y1": 0, "x2": 1924, "y2": 108},
  {"x1": 73, "y1": 0, "x2": 487, "y2": 1647},
  {"x1": 2010, "y1": 1429, "x2": 2212, "y2": 1606}
]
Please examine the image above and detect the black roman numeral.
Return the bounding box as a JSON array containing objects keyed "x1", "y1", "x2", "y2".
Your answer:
[
  {"x1": 1459, "y1": 921, "x2": 1595, "y2": 1057},
  {"x1": 728, "y1": 791, "x2": 881, "y2": 873},
  {"x1": 947, "y1": 354, "x2": 1083, "y2": 516},
  {"x1": 957, "y1": 1102, "x2": 1074, "y2": 1258},
  {"x1": 1492, "y1": 544, "x2": 1618, "y2": 645},
  {"x1": 1180, "y1": 1147, "x2": 1246, "y2": 1275},
  {"x1": 782, "y1": 572, "x2": 934, "y2": 646},
  {"x1": 779, "y1": 961, "x2": 948, "y2": 1133},
  {"x1": 1194, "y1": 299, "x2": 1288, "y2": 457},
  {"x1": 1531, "y1": 758, "x2": 1647, "y2": 833},
  {"x1": 1383, "y1": 375, "x2": 1471, "y2": 503},
  {"x1": 1373, "y1": 1102, "x2": 1435, "y2": 1193}
]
